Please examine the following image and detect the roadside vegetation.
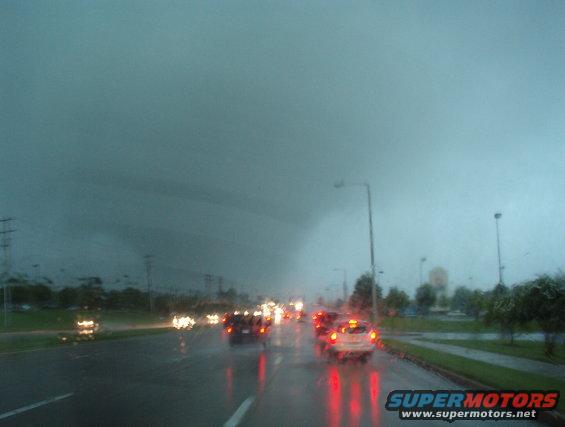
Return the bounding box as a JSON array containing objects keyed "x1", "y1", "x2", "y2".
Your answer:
[
  {"x1": 382, "y1": 338, "x2": 565, "y2": 413},
  {"x1": 346, "y1": 271, "x2": 564, "y2": 356},
  {"x1": 0, "y1": 275, "x2": 247, "y2": 333},
  {"x1": 0, "y1": 327, "x2": 171, "y2": 354},
  {"x1": 422, "y1": 338, "x2": 565, "y2": 364}
]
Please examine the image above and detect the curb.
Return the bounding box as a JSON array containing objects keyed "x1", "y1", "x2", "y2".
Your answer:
[{"x1": 383, "y1": 344, "x2": 565, "y2": 427}]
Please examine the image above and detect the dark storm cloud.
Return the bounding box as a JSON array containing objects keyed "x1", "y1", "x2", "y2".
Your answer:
[{"x1": 2, "y1": 0, "x2": 564, "y2": 297}]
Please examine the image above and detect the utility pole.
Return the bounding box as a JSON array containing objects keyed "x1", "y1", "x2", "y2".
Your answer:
[
  {"x1": 204, "y1": 274, "x2": 212, "y2": 298},
  {"x1": 334, "y1": 180, "x2": 378, "y2": 324},
  {"x1": 1, "y1": 218, "x2": 16, "y2": 327},
  {"x1": 33, "y1": 264, "x2": 40, "y2": 283},
  {"x1": 494, "y1": 213, "x2": 504, "y2": 285},
  {"x1": 144, "y1": 255, "x2": 154, "y2": 313}
]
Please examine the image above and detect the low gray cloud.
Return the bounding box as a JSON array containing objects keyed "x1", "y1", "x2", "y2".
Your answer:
[{"x1": 2, "y1": 0, "x2": 564, "y2": 299}]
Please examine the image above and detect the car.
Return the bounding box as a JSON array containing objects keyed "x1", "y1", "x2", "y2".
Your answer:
[
  {"x1": 75, "y1": 318, "x2": 100, "y2": 340},
  {"x1": 295, "y1": 310, "x2": 307, "y2": 322},
  {"x1": 221, "y1": 313, "x2": 232, "y2": 328},
  {"x1": 225, "y1": 314, "x2": 271, "y2": 348},
  {"x1": 172, "y1": 314, "x2": 196, "y2": 330},
  {"x1": 313, "y1": 311, "x2": 339, "y2": 341},
  {"x1": 325, "y1": 319, "x2": 377, "y2": 363}
]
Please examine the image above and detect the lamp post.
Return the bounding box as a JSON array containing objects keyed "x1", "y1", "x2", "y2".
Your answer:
[
  {"x1": 419, "y1": 257, "x2": 427, "y2": 286},
  {"x1": 333, "y1": 268, "x2": 348, "y2": 302},
  {"x1": 494, "y1": 213, "x2": 504, "y2": 285},
  {"x1": 334, "y1": 180, "x2": 378, "y2": 323}
]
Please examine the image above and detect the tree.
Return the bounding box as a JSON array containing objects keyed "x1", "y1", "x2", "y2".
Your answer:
[
  {"x1": 29, "y1": 284, "x2": 52, "y2": 305},
  {"x1": 451, "y1": 286, "x2": 473, "y2": 312},
  {"x1": 467, "y1": 289, "x2": 485, "y2": 320},
  {"x1": 58, "y1": 287, "x2": 78, "y2": 307},
  {"x1": 485, "y1": 284, "x2": 528, "y2": 344},
  {"x1": 438, "y1": 294, "x2": 450, "y2": 308},
  {"x1": 11, "y1": 285, "x2": 30, "y2": 304},
  {"x1": 384, "y1": 287, "x2": 410, "y2": 316},
  {"x1": 349, "y1": 272, "x2": 383, "y2": 311},
  {"x1": 522, "y1": 274, "x2": 565, "y2": 355},
  {"x1": 415, "y1": 283, "x2": 436, "y2": 315},
  {"x1": 77, "y1": 277, "x2": 104, "y2": 309},
  {"x1": 121, "y1": 287, "x2": 147, "y2": 310}
]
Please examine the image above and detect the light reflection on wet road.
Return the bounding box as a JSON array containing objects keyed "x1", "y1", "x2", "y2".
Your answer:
[{"x1": 0, "y1": 322, "x2": 539, "y2": 426}]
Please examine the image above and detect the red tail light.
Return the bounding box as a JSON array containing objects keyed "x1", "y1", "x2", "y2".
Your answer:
[
  {"x1": 260, "y1": 327, "x2": 265, "y2": 334},
  {"x1": 227, "y1": 327, "x2": 233, "y2": 334},
  {"x1": 315, "y1": 323, "x2": 321, "y2": 329},
  {"x1": 329, "y1": 331, "x2": 337, "y2": 344},
  {"x1": 369, "y1": 331, "x2": 377, "y2": 343}
]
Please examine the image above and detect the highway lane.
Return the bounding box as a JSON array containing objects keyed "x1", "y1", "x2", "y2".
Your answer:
[{"x1": 0, "y1": 322, "x2": 539, "y2": 426}]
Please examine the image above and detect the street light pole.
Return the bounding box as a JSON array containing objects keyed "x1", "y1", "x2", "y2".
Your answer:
[
  {"x1": 494, "y1": 213, "x2": 504, "y2": 285},
  {"x1": 333, "y1": 268, "x2": 348, "y2": 302},
  {"x1": 334, "y1": 180, "x2": 378, "y2": 323},
  {"x1": 419, "y1": 257, "x2": 427, "y2": 286}
]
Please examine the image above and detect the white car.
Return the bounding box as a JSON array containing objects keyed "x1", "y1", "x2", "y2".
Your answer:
[{"x1": 325, "y1": 319, "x2": 377, "y2": 363}]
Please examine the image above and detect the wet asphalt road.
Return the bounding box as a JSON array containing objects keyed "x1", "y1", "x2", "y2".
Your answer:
[{"x1": 0, "y1": 322, "x2": 540, "y2": 426}]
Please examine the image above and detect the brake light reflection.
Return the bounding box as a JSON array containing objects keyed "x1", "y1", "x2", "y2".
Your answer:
[
  {"x1": 327, "y1": 366, "x2": 341, "y2": 427},
  {"x1": 370, "y1": 371, "x2": 381, "y2": 425},
  {"x1": 225, "y1": 367, "x2": 233, "y2": 405},
  {"x1": 349, "y1": 380, "x2": 361, "y2": 426},
  {"x1": 257, "y1": 352, "x2": 266, "y2": 394},
  {"x1": 227, "y1": 327, "x2": 233, "y2": 334}
]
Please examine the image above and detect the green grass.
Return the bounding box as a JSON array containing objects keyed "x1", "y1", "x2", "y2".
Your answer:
[
  {"x1": 382, "y1": 338, "x2": 565, "y2": 412},
  {"x1": 380, "y1": 317, "x2": 493, "y2": 332},
  {"x1": 423, "y1": 338, "x2": 565, "y2": 365},
  {"x1": 0, "y1": 309, "x2": 163, "y2": 332},
  {"x1": 380, "y1": 316, "x2": 539, "y2": 333},
  {"x1": 0, "y1": 327, "x2": 171, "y2": 353}
]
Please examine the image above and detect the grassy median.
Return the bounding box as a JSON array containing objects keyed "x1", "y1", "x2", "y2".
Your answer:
[
  {"x1": 0, "y1": 327, "x2": 172, "y2": 354},
  {"x1": 0, "y1": 309, "x2": 163, "y2": 332},
  {"x1": 422, "y1": 338, "x2": 565, "y2": 365},
  {"x1": 379, "y1": 316, "x2": 540, "y2": 333},
  {"x1": 382, "y1": 338, "x2": 565, "y2": 413}
]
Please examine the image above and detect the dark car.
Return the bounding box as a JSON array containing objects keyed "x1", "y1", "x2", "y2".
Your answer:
[
  {"x1": 225, "y1": 314, "x2": 270, "y2": 347},
  {"x1": 313, "y1": 311, "x2": 339, "y2": 339}
]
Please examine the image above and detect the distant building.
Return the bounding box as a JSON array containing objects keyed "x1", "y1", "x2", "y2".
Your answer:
[{"x1": 429, "y1": 266, "x2": 448, "y2": 301}]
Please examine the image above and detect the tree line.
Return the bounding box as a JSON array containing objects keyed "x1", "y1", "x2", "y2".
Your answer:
[
  {"x1": 1, "y1": 275, "x2": 250, "y2": 315},
  {"x1": 349, "y1": 272, "x2": 564, "y2": 355}
]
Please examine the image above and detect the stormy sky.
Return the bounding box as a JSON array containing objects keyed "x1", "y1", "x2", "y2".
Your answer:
[{"x1": 2, "y1": 0, "x2": 564, "y2": 300}]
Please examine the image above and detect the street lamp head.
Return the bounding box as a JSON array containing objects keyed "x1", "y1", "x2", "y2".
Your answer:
[
  {"x1": 494, "y1": 213, "x2": 502, "y2": 219},
  {"x1": 333, "y1": 179, "x2": 345, "y2": 189}
]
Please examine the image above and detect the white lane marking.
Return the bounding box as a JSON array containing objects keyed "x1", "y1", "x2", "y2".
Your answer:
[
  {"x1": 224, "y1": 396, "x2": 255, "y2": 427},
  {"x1": 0, "y1": 393, "x2": 74, "y2": 420},
  {"x1": 274, "y1": 355, "x2": 283, "y2": 365}
]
